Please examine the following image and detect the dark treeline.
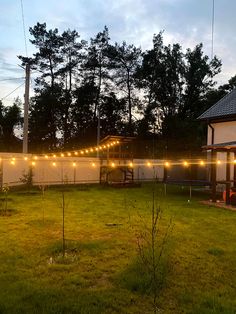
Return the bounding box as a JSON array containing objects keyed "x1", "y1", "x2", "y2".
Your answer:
[{"x1": 2, "y1": 23, "x2": 236, "y2": 156}]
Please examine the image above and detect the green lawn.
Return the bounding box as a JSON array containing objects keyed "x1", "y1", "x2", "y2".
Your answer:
[{"x1": 0, "y1": 183, "x2": 236, "y2": 314}]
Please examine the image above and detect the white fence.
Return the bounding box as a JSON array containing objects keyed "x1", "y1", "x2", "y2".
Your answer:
[{"x1": 0, "y1": 153, "x2": 164, "y2": 186}]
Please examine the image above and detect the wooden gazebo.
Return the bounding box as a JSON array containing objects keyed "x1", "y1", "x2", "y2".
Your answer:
[
  {"x1": 99, "y1": 135, "x2": 135, "y2": 184},
  {"x1": 202, "y1": 141, "x2": 236, "y2": 204}
]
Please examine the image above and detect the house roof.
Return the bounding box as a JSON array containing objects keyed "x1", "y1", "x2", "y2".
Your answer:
[{"x1": 198, "y1": 88, "x2": 236, "y2": 121}]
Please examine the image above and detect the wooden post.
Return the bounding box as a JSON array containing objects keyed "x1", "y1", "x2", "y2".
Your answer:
[
  {"x1": 234, "y1": 152, "x2": 236, "y2": 187},
  {"x1": 211, "y1": 150, "x2": 217, "y2": 202},
  {"x1": 226, "y1": 150, "x2": 231, "y2": 205}
]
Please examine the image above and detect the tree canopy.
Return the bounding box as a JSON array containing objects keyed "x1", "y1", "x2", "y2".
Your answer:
[{"x1": 12, "y1": 23, "x2": 235, "y2": 156}]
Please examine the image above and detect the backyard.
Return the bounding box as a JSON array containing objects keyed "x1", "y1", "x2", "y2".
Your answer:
[{"x1": 0, "y1": 183, "x2": 235, "y2": 313}]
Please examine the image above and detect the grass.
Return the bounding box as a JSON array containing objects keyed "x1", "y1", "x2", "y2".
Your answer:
[{"x1": 0, "y1": 183, "x2": 235, "y2": 313}]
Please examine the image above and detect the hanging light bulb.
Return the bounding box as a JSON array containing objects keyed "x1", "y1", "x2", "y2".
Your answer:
[
  {"x1": 165, "y1": 161, "x2": 170, "y2": 167},
  {"x1": 52, "y1": 162, "x2": 56, "y2": 167},
  {"x1": 72, "y1": 162, "x2": 76, "y2": 167},
  {"x1": 199, "y1": 160, "x2": 205, "y2": 166},
  {"x1": 183, "y1": 161, "x2": 189, "y2": 167}
]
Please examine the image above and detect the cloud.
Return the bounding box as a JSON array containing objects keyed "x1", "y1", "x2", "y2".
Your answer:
[{"x1": 0, "y1": 0, "x2": 235, "y2": 103}]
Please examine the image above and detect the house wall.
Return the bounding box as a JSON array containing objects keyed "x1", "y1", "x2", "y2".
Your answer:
[
  {"x1": 207, "y1": 120, "x2": 236, "y2": 145},
  {"x1": 207, "y1": 121, "x2": 236, "y2": 184}
]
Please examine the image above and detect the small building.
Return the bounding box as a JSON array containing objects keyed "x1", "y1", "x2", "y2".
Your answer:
[{"x1": 198, "y1": 88, "x2": 236, "y2": 203}]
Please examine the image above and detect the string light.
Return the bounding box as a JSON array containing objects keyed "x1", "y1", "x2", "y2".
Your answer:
[
  {"x1": 52, "y1": 162, "x2": 56, "y2": 167},
  {"x1": 31, "y1": 161, "x2": 36, "y2": 166},
  {"x1": 72, "y1": 162, "x2": 76, "y2": 167},
  {"x1": 91, "y1": 162, "x2": 96, "y2": 167},
  {"x1": 5, "y1": 154, "x2": 236, "y2": 170},
  {"x1": 10, "y1": 160, "x2": 15, "y2": 165}
]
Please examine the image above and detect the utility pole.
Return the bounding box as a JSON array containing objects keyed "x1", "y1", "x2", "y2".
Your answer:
[{"x1": 23, "y1": 63, "x2": 30, "y2": 154}]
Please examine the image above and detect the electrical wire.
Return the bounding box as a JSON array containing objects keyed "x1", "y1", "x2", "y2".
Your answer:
[
  {"x1": 0, "y1": 82, "x2": 25, "y2": 101},
  {"x1": 211, "y1": 0, "x2": 215, "y2": 59},
  {"x1": 0, "y1": 77, "x2": 24, "y2": 82},
  {"x1": 20, "y1": 0, "x2": 28, "y2": 57}
]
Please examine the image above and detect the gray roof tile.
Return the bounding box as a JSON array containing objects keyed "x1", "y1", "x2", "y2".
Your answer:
[{"x1": 198, "y1": 88, "x2": 236, "y2": 120}]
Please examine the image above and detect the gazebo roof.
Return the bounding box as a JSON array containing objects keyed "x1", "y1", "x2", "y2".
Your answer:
[
  {"x1": 198, "y1": 88, "x2": 236, "y2": 121},
  {"x1": 100, "y1": 135, "x2": 135, "y2": 145}
]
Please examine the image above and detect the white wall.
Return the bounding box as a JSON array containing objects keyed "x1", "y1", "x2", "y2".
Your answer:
[
  {"x1": 1, "y1": 153, "x2": 30, "y2": 185},
  {"x1": 207, "y1": 121, "x2": 236, "y2": 145},
  {"x1": 133, "y1": 159, "x2": 164, "y2": 181},
  {"x1": 0, "y1": 155, "x2": 164, "y2": 186},
  {"x1": 207, "y1": 121, "x2": 236, "y2": 182},
  {"x1": 33, "y1": 157, "x2": 100, "y2": 184}
]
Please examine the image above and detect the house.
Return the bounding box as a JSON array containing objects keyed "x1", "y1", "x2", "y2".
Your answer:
[
  {"x1": 198, "y1": 88, "x2": 236, "y2": 203},
  {"x1": 198, "y1": 88, "x2": 236, "y2": 146}
]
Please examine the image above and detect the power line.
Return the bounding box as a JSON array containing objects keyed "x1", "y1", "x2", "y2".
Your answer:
[
  {"x1": 0, "y1": 77, "x2": 25, "y2": 82},
  {"x1": 211, "y1": 0, "x2": 215, "y2": 59},
  {"x1": 20, "y1": 0, "x2": 28, "y2": 57},
  {"x1": 0, "y1": 82, "x2": 25, "y2": 101}
]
